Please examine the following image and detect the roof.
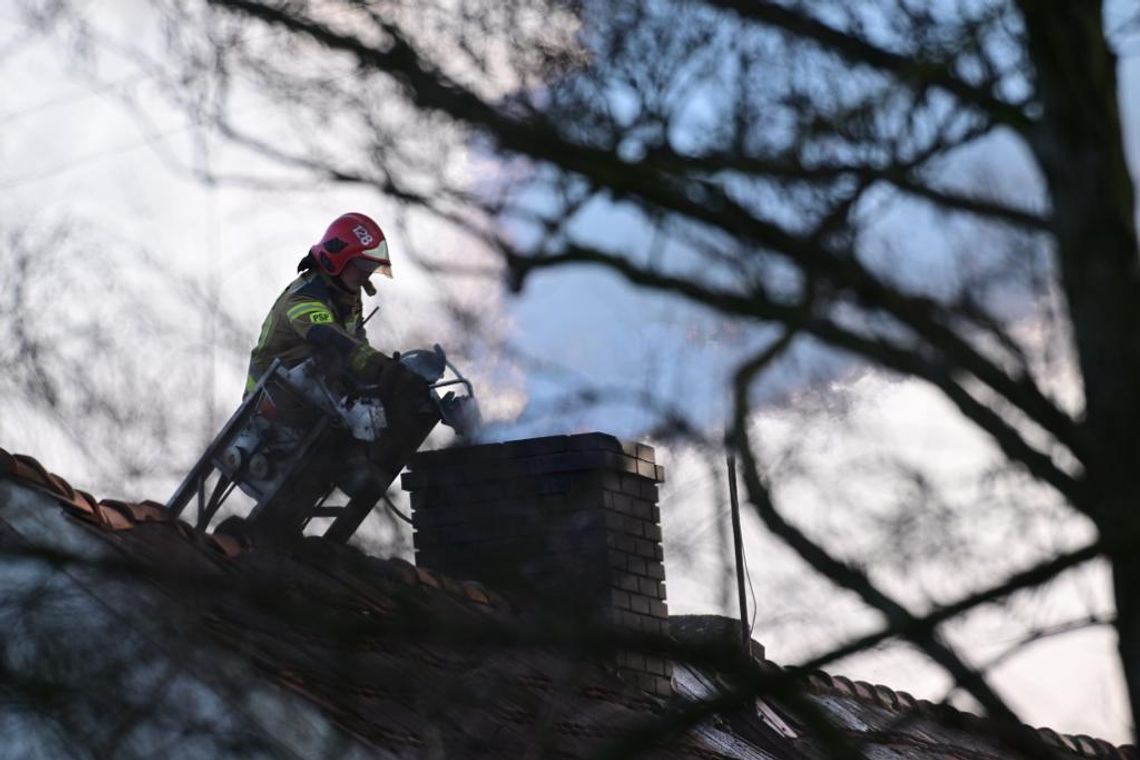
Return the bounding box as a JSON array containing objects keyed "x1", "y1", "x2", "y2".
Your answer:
[{"x1": 0, "y1": 446, "x2": 1134, "y2": 760}]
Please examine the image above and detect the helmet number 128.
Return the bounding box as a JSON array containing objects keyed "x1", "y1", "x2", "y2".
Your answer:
[{"x1": 353, "y1": 225, "x2": 375, "y2": 247}]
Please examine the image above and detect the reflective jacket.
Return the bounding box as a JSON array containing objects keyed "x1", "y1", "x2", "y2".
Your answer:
[{"x1": 245, "y1": 269, "x2": 387, "y2": 393}]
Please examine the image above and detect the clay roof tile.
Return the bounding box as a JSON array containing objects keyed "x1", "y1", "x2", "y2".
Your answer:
[
  {"x1": 1071, "y1": 734, "x2": 1106, "y2": 757},
  {"x1": 829, "y1": 674, "x2": 856, "y2": 695},
  {"x1": 384, "y1": 557, "x2": 418, "y2": 585},
  {"x1": 415, "y1": 566, "x2": 442, "y2": 590},
  {"x1": 94, "y1": 500, "x2": 136, "y2": 531},
  {"x1": 207, "y1": 532, "x2": 243, "y2": 559},
  {"x1": 11, "y1": 452, "x2": 54, "y2": 487},
  {"x1": 121, "y1": 500, "x2": 173, "y2": 523},
  {"x1": 872, "y1": 684, "x2": 898, "y2": 709},
  {"x1": 1038, "y1": 727, "x2": 1067, "y2": 748},
  {"x1": 461, "y1": 580, "x2": 491, "y2": 605}
]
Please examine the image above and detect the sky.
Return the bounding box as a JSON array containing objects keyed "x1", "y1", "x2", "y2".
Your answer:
[{"x1": 2, "y1": 0, "x2": 1139, "y2": 745}]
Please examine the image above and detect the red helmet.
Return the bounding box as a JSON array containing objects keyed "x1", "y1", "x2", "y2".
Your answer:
[{"x1": 310, "y1": 212, "x2": 392, "y2": 278}]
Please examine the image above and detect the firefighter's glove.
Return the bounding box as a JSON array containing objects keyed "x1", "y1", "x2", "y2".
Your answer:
[
  {"x1": 397, "y1": 365, "x2": 431, "y2": 399},
  {"x1": 377, "y1": 358, "x2": 430, "y2": 400}
]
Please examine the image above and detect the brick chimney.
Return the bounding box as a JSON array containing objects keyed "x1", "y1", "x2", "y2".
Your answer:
[{"x1": 401, "y1": 432, "x2": 672, "y2": 697}]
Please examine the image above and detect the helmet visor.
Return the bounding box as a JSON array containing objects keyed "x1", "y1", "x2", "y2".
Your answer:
[{"x1": 356, "y1": 239, "x2": 392, "y2": 279}]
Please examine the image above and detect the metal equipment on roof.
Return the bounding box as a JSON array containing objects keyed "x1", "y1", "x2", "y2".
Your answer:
[{"x1": 164, "y1": 345, "x2": 480, "y2": 542}]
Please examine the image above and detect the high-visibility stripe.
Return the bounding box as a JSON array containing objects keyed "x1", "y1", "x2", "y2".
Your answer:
[
  {"x1": 254, "y1": 314, "x2": 276, "y2": 352},
  {"x1": 287, "y1": 301, "x2": 333, "y2": 322}
]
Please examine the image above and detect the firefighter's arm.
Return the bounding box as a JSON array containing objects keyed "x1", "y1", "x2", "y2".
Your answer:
[{"x1": 284, "y1": 298, "x2": 392, "y2": 380}]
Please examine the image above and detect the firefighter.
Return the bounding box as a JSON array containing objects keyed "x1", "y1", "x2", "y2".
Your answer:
[
  {"x1": 246, "y1": 212, "x2": 431, "y2": 500},
  {"x1": 247, "y1": 212, "x2": 408, "y2": 394}
]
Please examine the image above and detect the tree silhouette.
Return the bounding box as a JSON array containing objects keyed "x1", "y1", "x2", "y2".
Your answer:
[{"x1": 6, "y1": 0, "x2": 1140, "y2": 753}]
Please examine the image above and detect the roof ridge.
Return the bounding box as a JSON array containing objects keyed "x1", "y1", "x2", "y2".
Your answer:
[
  {"x1": 751, "y1": 656, "x2": 1135, "y2": 759},
  {"x1": 0, "y1": 447, "x2": 507, "y2": 613}
]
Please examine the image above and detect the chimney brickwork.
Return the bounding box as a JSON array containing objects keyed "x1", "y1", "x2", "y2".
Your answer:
[{"x1": 401, "y1": 432, "x2": 672, "y2": 697}]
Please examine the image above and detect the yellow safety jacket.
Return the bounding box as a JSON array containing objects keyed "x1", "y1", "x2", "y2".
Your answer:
[{"x1": 245, "y1": 269, "x2": 388, "y2": 394}]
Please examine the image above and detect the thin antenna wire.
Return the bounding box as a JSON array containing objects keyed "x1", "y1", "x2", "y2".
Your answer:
[{"x1": 726, "y1": 452, "x2": 750, "y2": 654}]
